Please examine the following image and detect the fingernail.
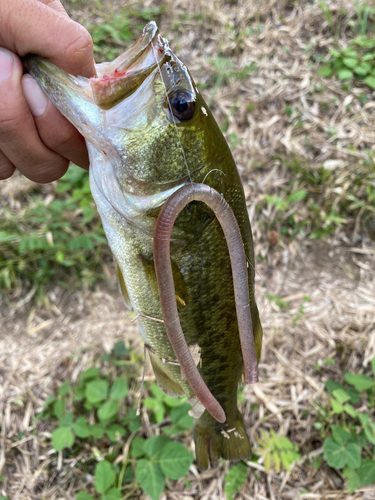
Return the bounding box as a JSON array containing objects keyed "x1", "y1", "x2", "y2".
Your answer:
[
  {"x1": 22, "y1": 75, "x2": 48, "y2": 117},
  {"x1": 0, "y1": 48, "x2": 14, "y2": 82}
]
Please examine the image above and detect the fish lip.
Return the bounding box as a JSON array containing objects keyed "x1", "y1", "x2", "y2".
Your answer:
[{"x1": 90, "y1": 21, "x2": 168, "y2": 109}]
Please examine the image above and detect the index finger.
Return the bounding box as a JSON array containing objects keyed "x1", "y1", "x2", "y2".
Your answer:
[{"x1": 0, "y1": 0, "x2": 95, "y2": 77}]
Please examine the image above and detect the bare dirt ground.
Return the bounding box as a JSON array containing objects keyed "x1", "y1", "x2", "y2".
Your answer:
[{"x1": 1, "y1": 0, "x2": 375, "y2": 498}]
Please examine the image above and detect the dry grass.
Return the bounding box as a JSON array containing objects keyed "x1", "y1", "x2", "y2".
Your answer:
[{"x1": 1, "y1": 0, "x2": 375, "y2": 498}]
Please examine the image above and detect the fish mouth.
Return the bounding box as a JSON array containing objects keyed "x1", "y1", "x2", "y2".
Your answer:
[{"x1": 90, "y1": 21, "x2": 167, "y2": 109}]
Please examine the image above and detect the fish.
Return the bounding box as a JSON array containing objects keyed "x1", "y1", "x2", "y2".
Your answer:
[{"x1": 25, "y1": 21, "x2": 263, "y2": 470}]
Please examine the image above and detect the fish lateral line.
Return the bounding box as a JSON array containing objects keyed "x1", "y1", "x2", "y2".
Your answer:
[{"x1": 153, "y1": 182, "x2": 259, "y2": 424}]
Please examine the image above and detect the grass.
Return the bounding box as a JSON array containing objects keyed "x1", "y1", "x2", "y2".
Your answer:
[
  {"x1": 0, "y1": 165, "x2": 109, "y2": 303},
  {"x1": 86, "y1": 4, "x2": 166, "y2": 61},
  {"x1": 260, "y1": 155, "x2": 375, "y2": 240}
]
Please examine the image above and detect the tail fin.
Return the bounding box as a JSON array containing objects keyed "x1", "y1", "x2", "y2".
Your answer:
[{"x1": 193, "y1": 409, "x2": 251, "y2": 470}]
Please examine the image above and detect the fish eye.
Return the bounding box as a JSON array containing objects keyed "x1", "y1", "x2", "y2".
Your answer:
[{"x1": 169, "y1": 90, "x2": 195, "y2": 120}]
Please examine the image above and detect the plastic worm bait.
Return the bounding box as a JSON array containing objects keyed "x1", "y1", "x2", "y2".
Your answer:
[{"x1": 153, "y1": 183, "x2": 258, "y2": 423}]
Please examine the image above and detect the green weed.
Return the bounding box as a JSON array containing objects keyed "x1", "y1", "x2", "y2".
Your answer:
[
  {"x1": 221, "y1": 98, "x2": 240, "y2": 133},
  {"x1": 318, "y1": 0, "x2": 333, "y2": 28},
  {"x1": 264, "y1": 190, "x2": 307, "y2": 213},
  {"x1": 224, "y1": 462, "x2": 248, "y2": 499},
  {"x1": 318, "y1": 0, "x2": 375, "y2": 38},
  {"x1": 37, "y1": 341, "x2": 194, "y2": 500},
  {"x1": 207, "y1": 57, "x2": 257, "y2": 106},
  {"x1": 256, "y1": 429, "x2": 301, "y2": 473},
  {"x1": 0, "y1": 165, "x2": 109, "y2": 300},
  {"x1": 261, "y1": 157, "x2": 375, "y2": 240},
  {"x1": 351, "y1": 3, "x2": 375, "y2": 35},
  {"x1": 292, "y1": 296, "x2": 311, "y2": 326},
  {"x1": 83, "y1": 6, "x2": 165, "y2": 61},
  {"x1": 264, "y1": 293, "x2": 289, "y2": 310},
  {"x1": 317, "y1": 358, "x2": 375, "y2": 493},
  {"x1": 318, "y1": 37, "x2": 375, "y2": 89},
  {"x1": 227, "y1": 132, "x2": 242, "y2": 150}
]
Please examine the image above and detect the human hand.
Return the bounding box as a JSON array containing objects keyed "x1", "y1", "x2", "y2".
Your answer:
[{"x1": 0, "y1": 0, "x2": 95, "y2": 183}]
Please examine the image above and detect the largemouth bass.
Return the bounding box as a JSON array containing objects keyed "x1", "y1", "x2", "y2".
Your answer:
[{"x1": 25, "y1": 22, "x2": 263, "y2": 470}]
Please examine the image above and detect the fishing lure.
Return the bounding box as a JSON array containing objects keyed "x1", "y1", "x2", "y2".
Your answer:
[{"x1": 154, "y1": 182, "x2": 258, "y2": 424}]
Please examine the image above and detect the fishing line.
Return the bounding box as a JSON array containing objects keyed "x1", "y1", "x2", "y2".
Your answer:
[
  {"x1": 151, "y1": 40, "x2": 193, "y2": 184},
  {"x1": 202, "y1": 168, "x2": 226, "y2": 184}
]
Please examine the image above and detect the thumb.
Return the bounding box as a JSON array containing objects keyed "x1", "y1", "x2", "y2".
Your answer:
[{"x1": 0, "y1": 0, "x2": 95, "y2": 78}]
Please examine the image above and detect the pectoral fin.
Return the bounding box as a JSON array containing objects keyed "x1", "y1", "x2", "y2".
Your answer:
[
  {"x1": 138, "y1": 254, "x2": 189, "y2": 309},
  {"x1": 114, "y1": 260, "x2": 133, "y2": 310},
  {"x1": 148, "y1": 351, "x2": 185, "y2": 397}
]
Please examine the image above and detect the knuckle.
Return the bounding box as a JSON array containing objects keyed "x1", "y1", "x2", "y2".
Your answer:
[
  {"x1": 64, "y1": 24, "x2": 93, "y2": 71},
  {"x1": 77, "y1": 25, "x2": 94, "y2": 55}
]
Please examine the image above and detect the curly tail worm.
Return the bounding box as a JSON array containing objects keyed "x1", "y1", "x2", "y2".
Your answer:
[{"x1": 153, "y1": 183, "x2": 258, "y2": 424}]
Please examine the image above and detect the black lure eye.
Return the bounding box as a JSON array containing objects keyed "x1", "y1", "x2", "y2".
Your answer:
[{"x1": 169, "y1": 90, "x2": 195, "y2": 120}]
